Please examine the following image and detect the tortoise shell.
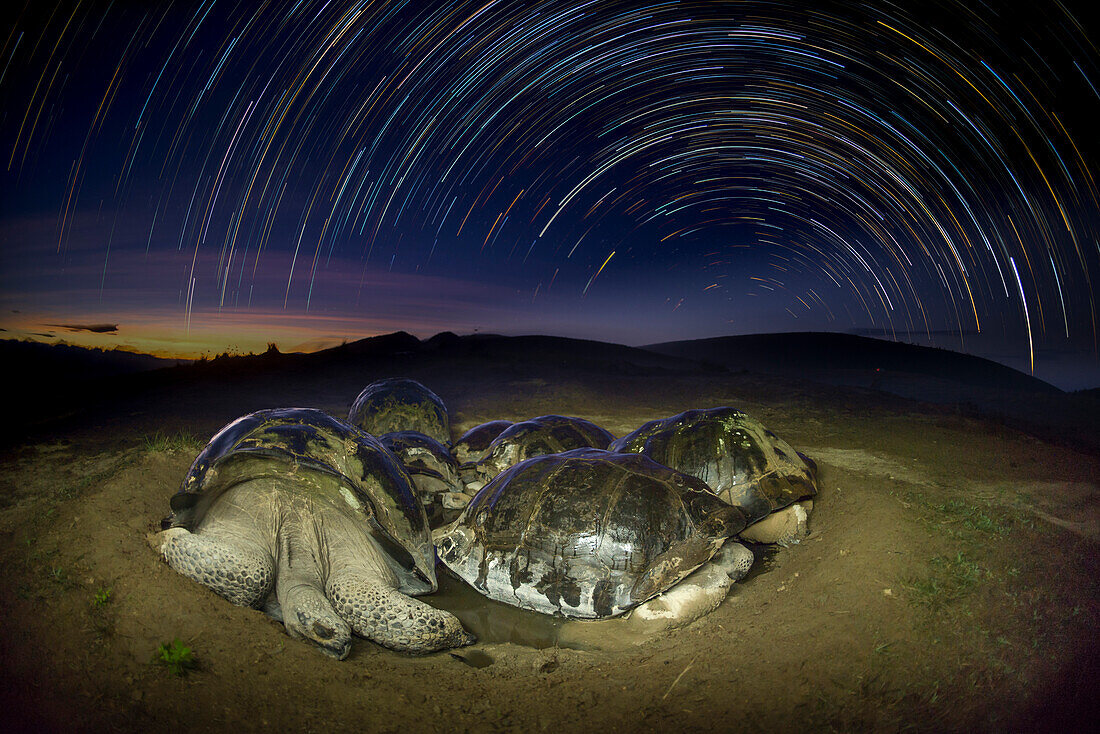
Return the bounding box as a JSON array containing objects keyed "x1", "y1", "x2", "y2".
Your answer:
[
  {"x1": 167, "y1": 408, "x2": 437, "y2": 593},
  {"x1": 475, "y1": 415, "x2": 615, "y2": 479},
  {"x1": 609, "y1": 407, "x2": 817, "y2": 523},
  {"x1": 348, "y1": 378, "x2": 450, "y2": 444},
  {"x1": 379, "y1": 430, "x2": 462, "y2": 523},
  {"x1": 436, "y1": 448, "x2": 749, "y2": 618},
  {"x1": 452, "y1": 420, "x2": 514, "y2": 464}
]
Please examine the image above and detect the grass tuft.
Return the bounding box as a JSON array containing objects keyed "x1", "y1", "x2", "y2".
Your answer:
[
  {"x1": 932, "y1": 499, "x2": 1011, "y2": 536},
  {"x1": 156, "y1": 639, "x2": 197, "y2": 677},
  {"x1": 142, "y1": 430, "x2": 202, "y2": 454},
  {"x1": 906, "y1": 551, "x2": 991, "y2": 609}
]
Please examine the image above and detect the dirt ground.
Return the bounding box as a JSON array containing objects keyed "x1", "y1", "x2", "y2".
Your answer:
[{"x1": 1, "y1": 359, "x2": 1098, "y2": 732}]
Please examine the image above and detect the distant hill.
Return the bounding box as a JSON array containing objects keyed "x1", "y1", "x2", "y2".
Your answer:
[
  {"x1": 0, "y1": 339, "x2": 183, "y2": 383},
  {"x1": 642, "y1": 332, "x2": 1100, "y2": 454},
  {"x1": 5, "y1": 330, "x2": 1096, "y2": 455},
  {"x1": 409, "y1": 332, "x2": 717, "y2": 375},
  {"x1": 644, "y1": 332, "x2": 1062, "y2": 397},
  {"x1": 0, "y1": 330, "x2": 1067, "y2": 404},
  {"x1": 1, "y1": 331, "x2": 706, "y2": 445},
  {"x1": 164, "y1": 330, "x2": 710, "y2": 380}
]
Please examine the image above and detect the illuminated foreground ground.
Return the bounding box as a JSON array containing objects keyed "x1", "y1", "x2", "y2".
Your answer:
[{"x1": 0, "y1": 337, "x2": 1096, "y2": 732}]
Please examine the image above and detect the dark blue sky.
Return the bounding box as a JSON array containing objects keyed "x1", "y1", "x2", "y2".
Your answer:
[{"x1": 2, "y1": 1, "x2": 1098, "y2": 387}]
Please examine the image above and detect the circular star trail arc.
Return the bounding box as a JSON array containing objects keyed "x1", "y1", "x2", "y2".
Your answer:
[{"x1": 2, "y1": 0, "x2": 1098, "y2": 372}]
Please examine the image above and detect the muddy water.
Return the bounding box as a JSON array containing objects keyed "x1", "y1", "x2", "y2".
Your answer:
[{"x1": 424, "y1": 568, "x2": 568, "y2": 648}]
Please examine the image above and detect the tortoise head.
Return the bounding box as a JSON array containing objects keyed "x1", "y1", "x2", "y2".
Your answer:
[{"x1": 281, "y1": 584, "x2": 353, "y2": 660}]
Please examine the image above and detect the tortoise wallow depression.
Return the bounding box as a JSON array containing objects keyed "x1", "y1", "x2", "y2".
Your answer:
[
  {"x1": 149, "y1": 408, "x2": 474, "y2": 658},
  {"x1": 436, "y1": 448, "x2": 756, "y2": 626}
]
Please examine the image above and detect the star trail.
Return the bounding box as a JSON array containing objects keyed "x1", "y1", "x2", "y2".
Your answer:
[{"x1": 1, "y1": 1, "x2": 1098, "y2": 385}]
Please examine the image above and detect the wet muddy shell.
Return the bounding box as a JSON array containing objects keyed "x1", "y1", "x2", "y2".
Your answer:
[
  {"x1": 168, "y1": 407, "x2": 437, "y2": 593},
  {"x1": 475, "y1": 415, "x2": 615, "y2": 479},
  {"x1": 380, "y1": 430, "x2": 463, "y2": 524},
  {"x1": 348, "y1": 378, "x2": 450, "y2": 445},
  {"x1": 452, "y1": 420, "x2": 514, "y2": 464},
  {"x1": 379, "y1": 430, "x2": 461, "y2": 488},
  {"x1": 436, "y1": 448, "x2": 749, "y2": 619},
  {"x1": 609, "y1": 407, "x2": 817, "y2": 523}
]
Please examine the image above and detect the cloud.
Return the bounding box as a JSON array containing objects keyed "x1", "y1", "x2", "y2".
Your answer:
[{"x1": 46, "y1": 323, "x2": 119, "y2": 334}]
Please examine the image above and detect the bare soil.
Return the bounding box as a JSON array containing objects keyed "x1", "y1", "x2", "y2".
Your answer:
[{"x1": 1, "y1": 362, "x2": 1098, "y2": 732}]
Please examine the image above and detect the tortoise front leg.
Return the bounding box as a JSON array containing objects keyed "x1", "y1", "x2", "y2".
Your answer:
[
  {"x1": 326, "y1": 571, "x2": 475, "y2": 654},
  {"x1": 155, "y1": 527, "x2": 275, "y2": 608}
]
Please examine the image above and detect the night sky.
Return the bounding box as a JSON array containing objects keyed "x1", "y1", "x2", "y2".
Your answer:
[{"x1": 2, "y1": 1, "x2": 1098, "y2": 388}]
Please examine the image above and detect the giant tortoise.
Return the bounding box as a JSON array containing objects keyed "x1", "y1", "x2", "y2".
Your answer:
[
  {"x1": 610, "y1": 407, "x2": 818, "y2": 544},
  {"x1": 436, "y1": 448, "x2": 755, "y2": 625},
  {"x1": 151, "y1": 408, "x2": 473, "y2": 657}
]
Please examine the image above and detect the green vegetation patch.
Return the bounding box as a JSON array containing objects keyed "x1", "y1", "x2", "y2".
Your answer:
[
  {"x1": 142, "y1": 430, "x2": 202, "y2": 454},
  {"x1": 156, "y1": 639, "x2": 197, "y2": 677},
  {"x1": 931, "y1": 499, "x2": 1011, "y2": 536},
  {"x1": 906, "y1": 551, "x2": 992, "y2": 610},
  {"x1": 902, "y1": 490, "x2": 1036, "y2": 540}
]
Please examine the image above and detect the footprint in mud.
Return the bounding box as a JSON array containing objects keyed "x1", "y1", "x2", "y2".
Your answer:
[{"x1": 449, "y1": 649, "x2": 494, "y2": 668}]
